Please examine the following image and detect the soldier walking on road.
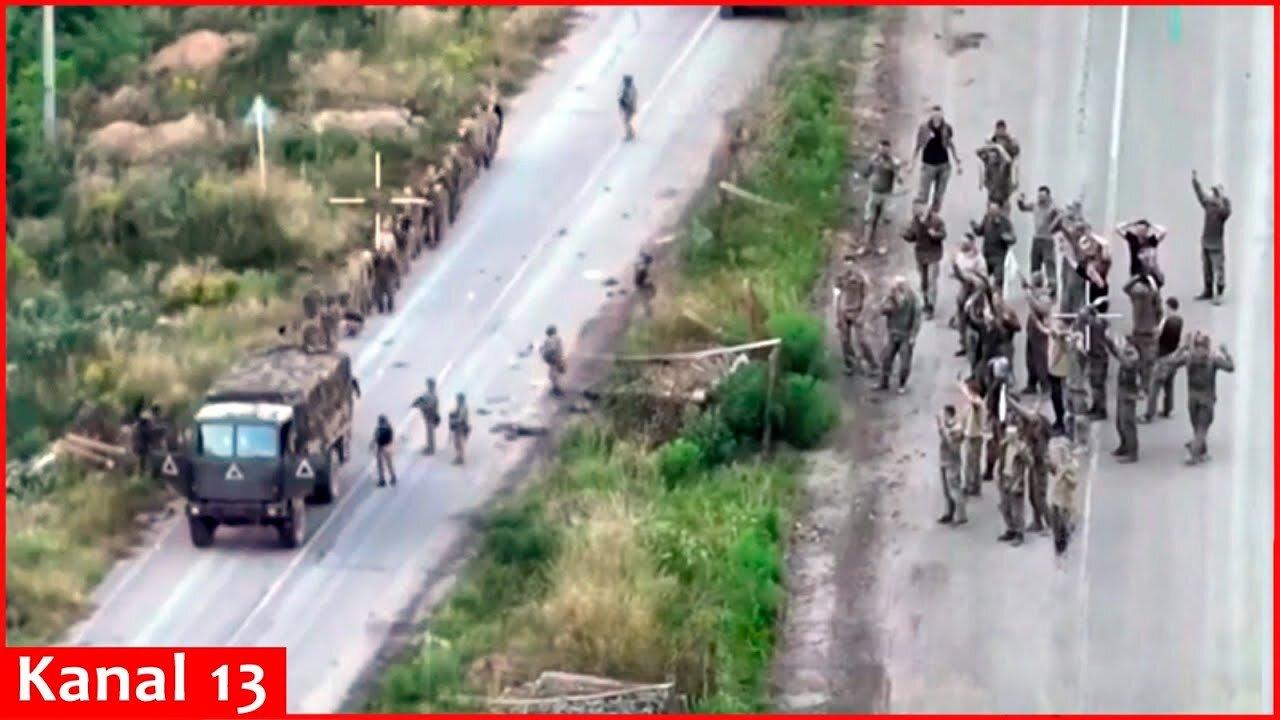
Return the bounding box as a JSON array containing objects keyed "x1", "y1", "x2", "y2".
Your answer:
[
  {"x1": 1160, "y1": 332, "x2": 1235, "y2": 465},
  {"x1": 1124, "y1": 273, "x2": 1163, "y2": 395},
  {"x1": 860, "y1": 139, "x2": 903, "y2": 255},
  {"x1": 1099, "y1": 329, "x2": 1143, "y2": 463},
  {"x1": 371, "y1": 414, "x2": 397, "y2": 487},
  {"x1": 1192, "y1": 170, "x2": 1232, "y2": 304},
  {"x1": 996, "y1": 421, "x2": 1029, "y2": 547},
  {"x1": 1010, "y1": 400, "x2": 1051, "y2": 534},
  {"x1": 1145, "y1": 297, "x2": 1184, "y2": 422},
  {"x1": 540, "y1": 325, "x2": 567, "y2": 396},
  {"x1": 834, "y1": 256, "x2": 879, "y2": 376},
  {"x1": 970, "y1": 202, "x2": 1017, "y2": 292},
  {"x1": 1047, "y1": 437, "x2": 1080, "y2": 556},
  {"x1": 1017, "y1": 186, "x2": 1063, "y2": 297},
  {"x1": 411, "y1": 378, "x2": 442, "y2": 455},
  {"x1": 976, "y1": 140, "x2": 1015, "y2": 213},
  {"x1": 902, "y1": 202, "x2": 947, "y2": 318},
  {"x1": 618, "y1": 75, "x2": 638, "y2": 141},
  {"x1": 372, "y1": 249, "x2": 398, "y2": 315},
  {"x1": 878, "y1": 277, "x2": 922, "y2": 394},
  {"x1": 910, "y1": 105, "x2": 962, "y2": 214},
  {"x1": 937, "y1": 404, "x2": 968, "y2": 526},
  {"x1": 960, "y1": 377, "x2": 987, "y2": 497},
  {"x1": 449, "y1": 393, "x2": 471, "y2": 465},
  {"x1": 950, "y1": 237, "x2": 988, "y2": 354},
  {"x1": 1021, "y1": 272, "x2": 1053, "y2": 397}
]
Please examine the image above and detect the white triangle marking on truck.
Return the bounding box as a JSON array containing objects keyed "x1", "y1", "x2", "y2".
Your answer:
[
  {"x1": 295, "y1": 458, "x2": 315, "y2": 480},
  {"x1": 225, "y1": 463, "x2": 245, "y2": 481},
  {"x1": 161, "y1": 454, "x2": 179, "y2": 477}
]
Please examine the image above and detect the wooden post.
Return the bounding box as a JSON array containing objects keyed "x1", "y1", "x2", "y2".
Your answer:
[{"x1": 762, "y1": 345, "x2": 779, "y2": 455}]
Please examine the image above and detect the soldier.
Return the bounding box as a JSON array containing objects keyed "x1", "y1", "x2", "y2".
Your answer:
[
  {"x1": 1160, "y1": 332, "x2": 1235, "y2": 464},
  {"x1": 320, "y1": 295, "x2": 341, "y2": 350},
  {"x1": 1115, "y1": 217, "x2": 1167, "y2": 282},
  {"x1": 372, "y1": 248, "x2": 397, "y2": 314},
  {"x1": 1191, "y1": 170, "x2": 1232, "y2": 304},
  {"x1": 1047, "y1": 437, "x2": 1080, "y2": 556},
  {"x1": 951, "y1": 238, "x2": 987, "y2": 355},
  {"x1": 910, "y1": 105, "x2": 962, "y2": 214},
  {"x1": 988, "y1": 119, "x2": 1021, "y2": 183},
  {"x1": 969, "y1": 202, "x2": 1016, "y2": 292},
  {"x1": 1045, "y1": 316, "x2": 1069, "y2": 434},
  {"x1": 1123, "y1": 272, "x2": 1162, "y2": 395},
  {"x1": 371, "y1": 414, "x2": 396, "y2": 487},
  {"x1": 132, "y1": 404, "x2": 156, "y2": 475},
  {"x1": 960, "y1": 284, "x2": 993, "y2": 375},
  {"x1": 976, "y1": 141, "x2": 1015, "y2": 213},
  {"x1": 1085, "y1": 302, "x2": 1110, "y2": 421},
  {"x1": 1055, "y1": 206, "x2": 1090, "y2": 314},
  {"x1": 1016, "y1": 186, "x2": 1063, "y2": 297},
  {"x1": 983, "y1": 296, "x2": 1022, "y2": 385},
  {"x1": 860, "y1": 139, "x2": 903, "y2": 255},
  {"x1": 618, "y1": 75, "x2": 638, "y2": 141},
  {"x1": 1099, "y1": 329, "x2": 1143, "y2": 463},
  {"x1": 878, "y1": 276, "x2": 922, "y2": 393},
  {"x1": 996, "y1": 420, "x2": 1029, "y2": 546},
  {"x1": 959, "y1": 377, "x2": 987, "y2": 496},
  {"x1": 834, "y1": 256, "x2": 879, "y2": 377},
  {"x1": 449, "y1": 393, "x2": 471, "y2": 465},
  {"x1": 1054, "y1": 317, "x2": 1092, "y2": 452},
  {"x1": 1009, "y1": 399, "x2": 1052, "y2": 534},
  {"x1": 411, "y1": 378, "x2": 442, "y2": 455},
  {"x1": 1145, "y1": 297, "x2": 1183, "y2": 423},
  {"x1": 901, "y1": 201, "x2": 947, "y2": 318},
  {"x1": 936, "y1": 404, "x2": 968, "y2": 525},
  {"x1": 540, "y1": 325, "x2": 567, "y2": 396},
  {"x1": 1021, "y1": 272, "x2": 1053, "y2": 397},
  {"x1": 981, "y1": 354, "x2": 1013, "y2": 483},
  {"x1": 634, "y1": 251, "x2": 656, "y2": 317}
]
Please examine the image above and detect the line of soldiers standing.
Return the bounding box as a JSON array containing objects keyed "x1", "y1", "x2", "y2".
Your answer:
[{"x1": 840, "y1": 106, "x2": 1239, "y2": 555}]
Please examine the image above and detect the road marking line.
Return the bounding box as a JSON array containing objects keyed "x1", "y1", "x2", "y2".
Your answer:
[{"x1": 223, "y1": 7, "x2": 721, "y2": 648}]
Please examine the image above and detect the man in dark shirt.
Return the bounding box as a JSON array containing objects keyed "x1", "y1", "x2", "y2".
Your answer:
[
  {"x1": 371, "y1": 415, "x2": 396, "y2": 487},
  {"x1": 969, "y1": 202, "x2": 1016, "y2": 292},
  {"x1": 911, "y1": 106, "x2": 962, "y2": 214},
  {"x1": 1192, "y1": 170, "x2": 1232, "y2": 304},
  {"x1": 861, "y1": 139, "x2": 902, "y2": 255},
  {"x1": 1145, "y1": 296, "x2": 1183, "y2": 422},
  {"x1": 902, "y1": 201, "x2": 947, "y2": 318},
  {"x1": 1115, "y1": 218, "x2": 1167, "y2": 281}
]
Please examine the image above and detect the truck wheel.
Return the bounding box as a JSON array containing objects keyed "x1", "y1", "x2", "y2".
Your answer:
[
  {"x1": 277, "y1": 498, "x2": 306, "y2": 549},
  {"x1": 189, "y1": 516, "x2": 217, "y2": 548}
]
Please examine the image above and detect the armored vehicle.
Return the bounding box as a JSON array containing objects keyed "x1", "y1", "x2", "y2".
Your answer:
[{"x1": 155, "y1": 345, "x2": 356, "y2": 549}]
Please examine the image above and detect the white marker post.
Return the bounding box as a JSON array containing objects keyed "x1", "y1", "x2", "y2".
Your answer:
[{"x1": 244, "y1": 95, "x2": 277, "y2": 192}]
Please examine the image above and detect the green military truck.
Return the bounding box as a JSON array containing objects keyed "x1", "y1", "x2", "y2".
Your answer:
[{"x1": 154, "y1": 345, "x2": 357, "y2": 549}]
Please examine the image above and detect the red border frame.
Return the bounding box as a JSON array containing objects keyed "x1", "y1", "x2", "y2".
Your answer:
[{"x1": 1, "y1": 2, "x2": 1275, "y2": 718}]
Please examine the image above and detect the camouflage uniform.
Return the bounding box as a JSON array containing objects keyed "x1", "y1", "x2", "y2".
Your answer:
[
  {"x1": 878, "y1": 284, "x2": 922, "y2": 391},
  {"x1": 1048, "y1": 439, "x2": 1079, "y2": 555},
  {"x1": 902, "y1": 210, "x2": 947, "y2": 315},
  {"x1": 1124, "y1": 274, "x2": 1162, "y2": 394},
  {"x1": 449, "y1": 395, "x2": 471, "y2": 465},
  {"x1": 373, "y1": 416, "x2": 396, "y2": 487},
  {"x1": 540, "y1": 330, "x2": 567, "y2": 395},
  {"x1": 372, "y1": 251, "x2": 398, "y2": 314},
  {"x1": 1106, "y1": 337, "x2": 1142, "y2": 462},
  {"x1": 834, "y1": 263, "x2": 878, "y2": 375},
  {"x1": 1161, "y1": 338, "x2": 1235, "y2": 463},
  {"x1": 970, "y1": 210, "x2": 1016, "y2": 291},
  {"x1": 977, "y1": 144, "x2": 1015, "y2": 212},
  {"x1": 962, "y1": 389, "x2": 987, "y2": 496},
  {"x1": 997, "y1": 426, "x2": 1029, "y2": 545},
  {"x1": 411, "y1": 381, "x2": 442, "y2": 454},
  {"x1": 937, "y1": 411, "x2": 967, "y2": 525},
  {"x1": 1014, "y1": 405, "x2": 1052, "y2": 533},
  {"x1": 1192, "y1": 176, "x2": 1232, "y2": 302},
  {"x1": 1087, "y1": 319, "x2": 1110, "y2": 420}
]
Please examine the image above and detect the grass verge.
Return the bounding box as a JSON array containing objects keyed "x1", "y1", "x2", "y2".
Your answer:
[{"x1": 369, "y1": 15, "x2": 866, "y2": 712}]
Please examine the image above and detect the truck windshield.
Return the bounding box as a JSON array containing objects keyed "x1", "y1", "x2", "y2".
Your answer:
[
  {"x1": 236, "y1": 424, "x2": 279, "y2": 458},
  {"x1": 199, "y1": 423, "x2": 235, "y2": 458}
]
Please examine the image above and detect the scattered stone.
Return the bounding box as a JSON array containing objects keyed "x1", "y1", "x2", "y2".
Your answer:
[
  {"x1": 391, "y1": 361, "x2": 409, "y2": 369},
  {"x1": 557, "y1": 228, "x2": 568, "y2": 237},
  {"x1": 602, "y1": 277, "x2": 619, "y2": 287},
  {"x1": 490, "y1": 422, "x2": 549, "y2": 439}
]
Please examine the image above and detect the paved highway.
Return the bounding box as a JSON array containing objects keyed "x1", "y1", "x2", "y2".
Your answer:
[{"x1": 65, "y1": 7, "x2": 785, "y2": 712}]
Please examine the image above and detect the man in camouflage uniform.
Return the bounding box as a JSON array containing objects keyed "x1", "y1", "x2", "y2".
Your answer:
[
  {"x1": 989, "y1": 119, "x2": 1021, "y2": 184},
  {"x1": 834, "y1": 256, "x2": 879, "y2": 376},
  {"x1": 1086, "y1": 305, "x2": 1111, "y2": 421},
  {"x1": 1051, "y1": 317, "x2": 1092, "y2": 453},
  {"x1": 411, "y1": 378, "x2": 442, "y2": 455},
  {"x1": 442, "y1": 149, "x2": 463, "y2": 221},
  {"x1": 878, "y1": 276, "x2": 922, "y2": 393},
  {"x1": 996, "y1": 420, "x2": 1029, "y2": 546},
  {"x1": 860, "y1": 139, "x2": 902, "y2": 255},
  {"x1": 1055, "y1": 203, "x2": 1090, "y2": 314},
  {"x1": 1160, "y1": 332, "x2": 1235, "y2": 464},
  {"x1": 1047, "y1": 437, "x2": 1080, "y2": 556},
  {"x1": 541, "y1": 325, "x2": 567, "y2": 396},
  {"x1": 1191, "y1": 170, "x2": 1232, "y2": 305},
  {"x1": 902, "y1": 201, "x2": 947, "y2": 318},
  {"x1": 618, "y1": 75, "x2": 638, "y2": 141},
  {"x1": 1009, "y1": 398, "x2": 1052, "y2": 534},
  {"x1": 976, "y1": 141, "x2": 1015, "y2": 214},
  {"x1": 950, "y1": 237, "x2": 988, "y2": 354},
  {"x1": 1123, "y1": 272, "x2": 1162, "y2": 396},
  {"x1": 372, "y1": 247, "x2": 398, "y2": 314},
  {"x1": 1100, "y1": 329, "x2": 1143, "y2": 463},
  {"x1": 1021, "y1": 271, "x2": 1053, "y2": 397},
  {"x1": 449, "y1": 392, "x2": 471, "y2": 465},
  {"x1": 969, "y1": 202, "x2": 1017, "y2": 292},
  {"x1": 1145, "y1": 296, "x2": 1184, "y2": 423},
  {"x1": 959, "y1": 377, "x2": 987, "y2": 497},
  {"x1": 936, "y1": 404, "x2": 968, "y2": 525},
  {"x1": 1016, "y1": 186, "x2": 1063, "y2": 297}
]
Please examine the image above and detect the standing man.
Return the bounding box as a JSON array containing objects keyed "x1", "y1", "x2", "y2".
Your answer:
[
  {"x1": 1160, "y1": 332, "x2": 1235, "y2": 465},
  {"x1": 1124, "y1": 273, "x2": 1163, "y2": 395},
  {"x1": 860, "y1": 139, "x2": 903, "y2": 255},
  {"x1": 1010, "y1": 400, "x2": 1052, "y2": 534},
  {"x1": 1017, "y1": 186, "x2": 1063, "y2": 297},
  {"x1": 960, "y1": 377, "x2": 987, "y2": 497},
  {"x1": 989, "y1": 119, "x2": 1022, "y2": 183},
  {"x1": 1145, "y1": 297, "x2": 1184, "y2": 422},
  {"x1": 618, "y1": 75, "x2": 638, "y2": 141},
  {"x1": 1115, "y1": 218, "x2": 1167, "y2": 282},
  {"x1": 1100, "y1": 331, "x2": 1143, "y2": 463},
  {"x1": 911, "y1": 105, "x2": 962, "y2": 214},
  {"x1": 950, "y1": 237, "x2": 987, "y2": 355},
  {"x1": 970, "y1": 202, "x2": 1017, "y2": 292},
  {"x1": 996, "y1": 420, "x2": 1029, "y2": 547},
  {"x1": 1192, "y1": 170, "x2": 1232, "y2": 304},
  {"x1": 372, "y1": 247, "x2": 398, "y2": 315},
  {"x1": 1047, "y1": 437, "x2": 1080, "y2": 556},
  {"x1": 878, "y1": 276, "x2": 922, "y2": 394},
  {"x1": 834, "y1": 256, "x2": 879, "y2": 376},
  {"x1": 936, "y1": 405, "x2": 968, "y2": 525},
  {"x1": 448, "y1": 393, "x2": 471, "y2": 465},
  {"x1": 976, "y1": 141, "x2": 1015, "y2": 213},
  {"x1": 410, "y1": 378, "x2": 442, "y2": 455},
  {"x1": 371, "y1": 414, "x2": 396, "y2": 487},
  {"x1": 1021, "y1": 272, "x2": 1053, "y2": 397},
  {"x1": 634, "y1": 251, "x2": 656, "y2": 317},
  {"x1": 1045, "y1": 317, "x2": 1069, "y2": 435},
  {"x1": 540, "y1": 325, "x2": 567, "y2": 396},
  {"x1": 901, "y1": 201, "x2": 947, "y2": 318}
]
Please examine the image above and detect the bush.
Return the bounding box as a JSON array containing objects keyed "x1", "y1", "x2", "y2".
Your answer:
[
  {"x1": 715, "y1": 362, "x2": 783, "y2": 444},
  {"x1": 778, "y1": 373, "x2": 840, "y2": 450},
  {"x1": 482, "y1": 503, "x2": 557, "y2": 572},
  {"x1": 679, "y1": 409, "x2": 738, "y2": 468},
  {"x1": 768, "y1": 311, "x2": 832, "y2": 378},
  {"x1": 657, "y1": 438, "x2": 705, "y2": 489}
]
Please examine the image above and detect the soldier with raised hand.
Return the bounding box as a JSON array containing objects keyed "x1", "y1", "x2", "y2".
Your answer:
[
  {"x1": 371, "y1": 414, "x2": 397, "y2": 487},
  {"x1": 1159, "y1": 331, "x2": 1235, "y2": 464},
  {"x1": 834, "y1": 256, "x2": 879, "y2": 376},
  {"x1": 1191, "y1": 170, "x2": 1233, "y2": 304},
  {"x1": 950, "y1": 237, "x2": 988, "y2": 354},
  {"x1": 976, "y1": 140, "x2": 1015, "y2": 213},
  {"x1": 1017, "y1": 186, "x2": 1063, "y2": 297},
  {"x1": 1020, "y1": 271, "x2": 1053, "y2": 397},
  {"x1": 989, "y1": 119, "x2": 1021, "y2": 181},
  {"x1": 860, "y1": 139, "x2": 903, "y2": 255},
  {"x1": 411, "y1": 378, "x2": 442, "y2": 455},
  {"x1": 1123, "y1": 272, "x2": 1162, "y2": 396},
  {"x1": 996, "y1": 420, "x2": 1029, "y2": 547},
  {"x1": 969, "y1": 201, "x2": 1017, "y2": 291},
  {"x1": 1145, "y1": 296, "x2": 1183, "y2": 423},
  {"x1": 1009, "y1": 398, "x2": 1052, "y2": 534},
  {"x1": 448, "y1": 393, "x2": 471, "y2": 465},
  {"x1": 540, "y1": 325, "x2": 567, "y2": 396},
  {"x1": 878, "y1": 276, "x2": 922, "y2": 394},
  {"x1": 901, "y1": 201, "x2": 947, "y2": 319},
  {"x1": 1099, "y1": 329, "x2": 1143, "y2": 463},
  {"x1": 959, "y1": 377, "x2": 987, "y2": 497},
  {"x1": 936, "y1": 404, "x2": 968, "y2": 526},
  {"x1": 1047, "y1": 437, "x2": 1080, "y2": 556}
]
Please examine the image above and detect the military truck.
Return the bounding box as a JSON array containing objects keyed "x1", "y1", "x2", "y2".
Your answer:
[{"x1": 155, "y1": 345, "x2": 357, "y2": 549}]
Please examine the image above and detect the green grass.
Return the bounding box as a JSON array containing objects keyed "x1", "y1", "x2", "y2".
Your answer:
[{"x1": 370, "y1": 18, "x2": 866, "y2": 712}]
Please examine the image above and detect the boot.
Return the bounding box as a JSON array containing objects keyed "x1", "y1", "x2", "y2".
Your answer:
[
  {"x1": 1195, "y1": 289, "x2": 1213, "y2": 301},
  {"x1": 937, "y1": 514, "x2": 954, "y2": 525},
  {"x1": 1026, "y1": 519, "x2": 1045, "y2": 534},
  {"x1": 997, "y1": 531, "x2": 1015, "y2": 543},
  {"x1": 1009, "y1": 532, "x2": 1025, "y2": 547}
]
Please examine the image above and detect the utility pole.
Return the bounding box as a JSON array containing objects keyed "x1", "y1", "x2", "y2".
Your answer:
[{"x1": 41, "y1": 5, "x2": 55, "y2": 145}]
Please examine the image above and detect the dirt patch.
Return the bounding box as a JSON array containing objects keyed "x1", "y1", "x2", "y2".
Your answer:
[
  {"x1": 946, "y1": 31, "x2": 987, "y2": 55},
  {"x1": 148, "y1": 29, "x2": 254, "y2": 74},
  {"x1": 311, "y1": 106, "x2": 420, "y2": 138},
  {"x1": 86, "y1": 113, "x2": 227, "y2": 164}
]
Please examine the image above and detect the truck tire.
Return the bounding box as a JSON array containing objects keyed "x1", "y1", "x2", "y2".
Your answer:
[
  {"x1": 189, "y1": 516, "x2": 217, "y2": 548},
  {"x1": 277, "y1": 498, "x2": 306, "y2": 549},
  {"x1": 311, "y1": 447, "x2": 342, "y2": 504}
]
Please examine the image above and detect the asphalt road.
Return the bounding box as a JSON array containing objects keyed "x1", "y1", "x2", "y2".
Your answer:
[
  {"x1": 63, "y1": 7, "x2": 785, "y2": 712},
  {"x1": 867, "y1": 6, "x2": 1273, "y2": 712}
]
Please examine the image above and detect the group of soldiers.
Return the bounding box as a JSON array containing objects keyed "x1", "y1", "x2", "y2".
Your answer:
[{"x1": 838, "y1": 105, "x2": 1239, "y2": 554}]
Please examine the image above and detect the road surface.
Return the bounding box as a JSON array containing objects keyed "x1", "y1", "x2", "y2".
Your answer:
[
  {"x1": 64, "y1": 7, "x2": 785, "y2": 712},
  {"x1": 848, "y1": 6, "x2": 1272, "y2": 713}
]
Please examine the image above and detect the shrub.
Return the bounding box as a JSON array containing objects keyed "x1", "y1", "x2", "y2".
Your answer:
[
  {"x1": 482, "y1": 503, "x2": 557, "y2": 572},
  {"x1": 714, "y1": 362, "x2": 782, "y2": 444},
  {"x1": 679, "y1": 409, "x2": 738, "y2": 468},
  {"x1": 657, "y1": 438, "x2": 705, "y2": 489},
  {"x1": 767, "y1": 310, "x2": 832, "y2": 378},
  {"x1": 778, "y1": 372, "x2": 840, "y2": 449}
]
